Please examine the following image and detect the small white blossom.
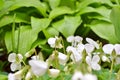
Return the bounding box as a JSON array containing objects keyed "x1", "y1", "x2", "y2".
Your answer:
[
  {"x1": 8, "y1": 53, "x2": 23, "y2": 71},
  {"x1": 83, "y1": 74, "x2": 98, "y2": 80},
  {"x1": 49, "y1": 69, "x2": 60, "y2": 78},
  {"x1": 58, "y1": 52, "x2": 68, "y2": 65},
  {"x1": 103, "y1": 44, "x2": 120, "y2": 55},
  {"x1": 25, "y1": 70, "x2": 32, "y2": 80},
  {"x1": 86, "y1": 38, "x2": 99, "y2": 49},
  {"x1": 29, "y1": 60, "x2": 48, "y2": 76},
  {"x1": 86, "y1": 55, "x2": 101, "y2": 70},
  {"x1": 72, "y1": 71, "x2": 83, "y2": 80}
]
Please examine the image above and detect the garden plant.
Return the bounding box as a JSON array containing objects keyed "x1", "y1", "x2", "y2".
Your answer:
[{"x1": 0, "y1": 0, "x2": 120, "y2": 80}]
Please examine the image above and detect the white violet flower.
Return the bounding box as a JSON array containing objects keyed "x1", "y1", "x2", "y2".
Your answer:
[
  {"x1": 29, "y1": 60, "x2": 48, "y2": 76},
  {"x1": 58, "y1": 52, "x2": 68, "y2": 65},
  {"x1": 86, "y1": 55, "x2": 101, "y2": 70},
  {"x1": 49, "y1": 69, "x2": 60, "y2": 78}
]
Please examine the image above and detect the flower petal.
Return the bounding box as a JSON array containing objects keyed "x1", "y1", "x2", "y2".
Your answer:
[
  {"x1": 91, "y1": 63, "x2": 101, "y2": 70},
  {"x1": 8, "y1": 53, "x2": 16, "y2": 62},
  {"x1": 77, "y1": 44, "x2": 84, "y2": 53},
  {"x1": 29, "y1": 60, "x2": 48, "y2": 76},
  {"x1": 49, "y1": 69, "x2": 60, "y2": 78},
  {"x1": 103, "y1": 44, "x2": 114, "y2": 54},
  {"x1": 67, "y1": 36, "x2": 74, "y2": 42},
  {"x1": 86, "y1": 56, "x2": 91, "y2": 66},
  {"x1": 83, "y1": 74, "x2": 98, "y2": 80},
  {"x1": 114, "y1": 44, "x2": 120, "y2": 55},
  {"x1": 85, "y1": 44, "x2": 95, "y2": 53},
  {"x1": 17, "y1": 54, "x2": 23, "y2": 62},
  {"x1": 92, "y1": 55, "x2": 100, "y2": 63},
  {"x1": 58, "y1": 52, "x2": 68, "y2": 65},
  {"x1": 86, "y1": 38, "x2": 99, "y2": 49},
  {"x1": 72, "y1": 71, "x2": 83, "y2": 80},
  {"x1": 10, "y1": 62, "x2": 21, "y2": 71},
  {"x1": 74, "y1": 36, "x2": 83, "y2": 42}
]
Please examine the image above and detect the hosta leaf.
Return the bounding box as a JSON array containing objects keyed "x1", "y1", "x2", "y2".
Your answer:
[
  {"x1": 0, "y1": 0, "x2": 4, "y2": 10},
  {"x1": 49, "y1": 6, "x2": 74, "y2": 19},
  {"x1": 88, "y1": 20, "x2": 118, "y2": 43},
  {"x1": 110, "y1": 6, "x2": 120, "y2": 42},
  {"x1": 52, "y1": 16, "x2": 82, "y2": 37},
  {"x1": 48, "y1": 0, "x2": 60, "y2": 9},
  {"x1": 9, "y1": 0, "x2": 47, "y2": 17},
  {"x1": 0, "y1": 13, "x2": 29, "y2": 28},
  {"x1": 5, "y1": 26, "x2": 37, "y2": 54},
  {"x1": 31, "y1": 17, "x2": 51, "y2": 34}
]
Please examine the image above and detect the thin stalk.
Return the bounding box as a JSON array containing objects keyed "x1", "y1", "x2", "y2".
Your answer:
[
  {"x1": 12, "y1": 13, "x2": 16, "y2": 52},
  {"x1": 16, "y1": 23, "x2": 21, "y2": 54}
]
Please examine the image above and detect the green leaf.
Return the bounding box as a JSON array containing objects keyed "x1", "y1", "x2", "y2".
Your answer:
[
  {"x1": 31, "y1": 17, "x2": 51, "y2": 34},
  {"x1": 9, "y1": 0, "x2": 47, "y2": 17},
  {"x1": 110, "y1": 6, "x2": 120, "y2": 42},
  {"x1": 0, "y1": 74, "x2": 7, "y2": 80},
  {"x1": 52, "y1": 16, "x2": 82, "y2": 37},
  {"x1": 88, "y1": 20, "x2": 118, "y2": 43},
  {"x1": 5, "y1": 26, "x2": 37, "y2": 54},
  {"x1": 48, "y1": 0, "x2": 60, "y2": 9},
  {"x1": 0, "y1": 0, "x2": 4, "y2": 10},
  {"x1": 0, "y1": 13, "x2": 29, "y2": 28},
  {"x1": 49, "y1": 6, "x2": 74, "y2": 19}
]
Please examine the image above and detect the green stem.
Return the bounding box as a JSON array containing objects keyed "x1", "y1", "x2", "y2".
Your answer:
[
  {"x1": 16, "y1": 23, "x2": 20, "y2": 54},
  {"x1": 12, "y1": 13, "x2": 16, "y2": 52}
]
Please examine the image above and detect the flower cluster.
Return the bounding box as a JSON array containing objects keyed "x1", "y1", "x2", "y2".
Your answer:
[{"x1": 7, "y1": 36, "x2": 120, "y2": 80}]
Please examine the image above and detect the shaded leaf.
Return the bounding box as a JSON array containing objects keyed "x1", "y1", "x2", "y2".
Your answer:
[{"x1": 52, "y1": 16, "x2": 82, "y2": 37}]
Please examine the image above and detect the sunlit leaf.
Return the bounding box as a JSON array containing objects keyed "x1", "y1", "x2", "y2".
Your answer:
[
  {"x1": 48, "y1": 0, "x2": 60, "y2": 9},
  {"x1": 49, "y1": 6, "x2": 74, "y2": 19},
  {"x1": 52, "y1": 16, "x2": 82, "y2": 37},
  {"x1": 110, "y1": 6, "x2": 120, "y2": 42},
  {"x1": 88, "y1": 20, "x2": 118, "y2": 43}
]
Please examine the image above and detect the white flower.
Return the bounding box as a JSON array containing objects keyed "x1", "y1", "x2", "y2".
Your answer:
[
  {"x1": 103, "y1": 44, "x2": 120, "y2": 55},
  {"x1": 49, "y1": 69, "x2": 60, "y2": 78},
  {"x1": 102, "y1": 55, "x2": 109, "y2": 62},
  {"x1": 72, "y1": 71, "x2": 83, "y2": 80},
  {"x1": 8, "y1": 53, "x2": 23, "y2": 71},
  {"x1": 67, "y1": 36, "x2": 83, "y2": 46},
  {"x1": 72, "y1": 71, "x2": 98, "y2": 80},
  {"x1": 8, "y1": 70, "x2": 23, "y2": 80},
  {"x1": 86, "y1": 38, "x2": 99, "y2": 49},
  {"x1": 48, "y1": 38, "x2": 56, "y2": 48},
  {"x1": 29, "y1": 60, "x2": 48, "y2": 76},
  {"x1": 58, "y1": 52, "x2": 68, "y2": 65},
  {"x1": 83, "y1": 74, "x2": 97, "y2": 80},
  {"x1": 25, "y1": 70, "x2": 32, "y2": 80},
  {"x1": 86, "y1": 55, "x2": 101, "y2": 70}
]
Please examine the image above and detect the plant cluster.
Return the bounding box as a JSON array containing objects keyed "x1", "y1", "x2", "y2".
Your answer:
[{"x1": 7, "y1": 36, "x2": 120, "y2": 80}]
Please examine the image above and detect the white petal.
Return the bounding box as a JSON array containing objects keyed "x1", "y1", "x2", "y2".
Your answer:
[
  {"x1": 29, "y1": 60, "x2": 48, "y2": 76},
  {"x1": 114, "y1": 44, "x2": 120, "y2": 55},
  {"x1": 66, "y1": 46, "x2": 75, "y2": 53},
  {"x1": 86, "y1": 38, "x2": 99, "y2": 49},
  {"x1": 92, "y1": 55, "x2": 100, "y2": 63},
  {"x1": 8, "y1": 53, "x2": 16, "y2": 62},
  {"x1": 85, "y1": 44, "x2": 95, "y2": 53},
  {"x1": 48, "y1": 38, "x2": 56, "y2": 45},
  {"x1": 70, "y1": 51, "x2": 82, "y2": 63},
  {"x1": 25, "y1": 70, "x2": 32, "y2": 80},
  {"x1": 103, "y1": 44, "x2": 114, "y2": 54},
  {"x1": 102, "y1": 55, "x2": 108, "y2": 62},
  {"x1": 17, "y1": 54, "x2": 23, "y2": 62},
  {"x1": 10, "y1": 62, "x2": 21, "y2": 71},
  {"x1": 77, "y1": 44, "x2": 85, "y2": 53},
  {"x1": 8, "y1": 73, "x2": 15, "y2": 80},
  {"x1": 83, "y1": 74, "x2": 98, "y2": 80},
  {"x1": 58, "y1": 52, "x2": 68, "y2": 65},
  {"x1": 49, "y1": 69, "x2": 60, "y2": 78},
  {"x1": 72, "y1": 72, "x2": 83, "y2": 80},
  {"x1": 67, "y1": 36, "x2": 74, "y2": 42},
  {"x1": 74, "y1": 36, "x2": 83, "y2": 42},
  {"x1": 91, "y1": 63, "x2": 101, "y2": 70},
  {"x1": 86, "y1": 56, "x2": 91, "y2": 66}
]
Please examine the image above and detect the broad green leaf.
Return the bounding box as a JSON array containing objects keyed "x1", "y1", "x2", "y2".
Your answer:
[
  {"x1": 5, "y1": 26, "x2": 37, "y2": 54},
  {"x1": 49, "y1": 6, "x2": 74, "y2": 19},
  {"x1": 0, "y1": 74, "x2": 7, "y2": 80},
  {"x1": 88, "y1": 20, "x2": 118, "y2": 43},
  {"x1": 31, "y1": 17, "x2": 51, "y2": 34},
  {"x1": 52, "y1": 16, "x2": 82, "y2": 37},
  {"x1": 48, "y1": 0, "x2": 60, "y2": 9},
  {"x1": 0, "y1": 13, "x2": 29, "y2": 28},
  {"x1": 46, "y1": 27, "x2": 59, "y2": 37},
  {"x1": 0, "y1": 0, "x2": 4, "y2": 10},
  {"x1": 9, "y1": 0, "x2": 47, "y2": 17},
  {"x1": 110, "y1": 6, "x2": 120, "y2": 42}
]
